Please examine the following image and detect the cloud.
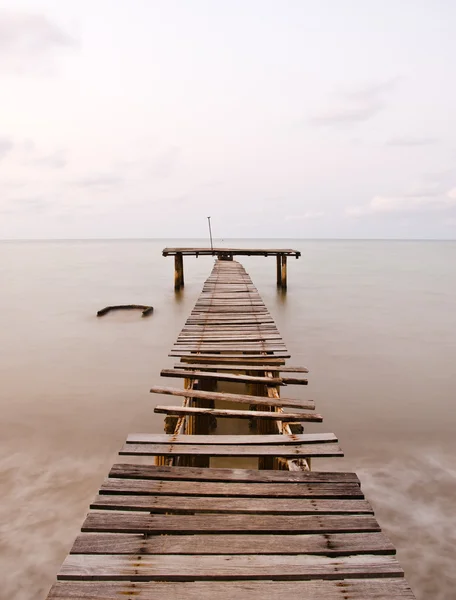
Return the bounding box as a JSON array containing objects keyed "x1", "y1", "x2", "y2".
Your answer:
[
  {"x1": 27, "y1": 149, "x2": 67, "y2": 169},
  {"x1": 0, "y1": 11, "x2": 77, "y2": 74},
  {"x1": 310, "y1": 77, "x2": 400, "y2": 127},
  {"x1": 285, "y1": 211, "x2": 325, "y2": 221},
  {"x1": 0, "y1": 136, "x2": 13, "y2": 160},
  {"x1": 150, "y1": 146, "x2": 181, "y2": 178},
  {"x1": 347, "y1": 190, "x2": 456, "y2": 216},
  {"x1": 386, "y1": 136, "x2": 438, "y2": 147},
  {"x1": 72, "y1": 174, "x2": 123, "y2": 188},
  {"x1": 0, "y1": 195, "x2": 53, "y2": 214}
]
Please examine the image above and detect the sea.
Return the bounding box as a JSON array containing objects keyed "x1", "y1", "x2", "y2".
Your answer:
[{"x1": 0, "y1": 239, "x2": 455, "y2": 600}]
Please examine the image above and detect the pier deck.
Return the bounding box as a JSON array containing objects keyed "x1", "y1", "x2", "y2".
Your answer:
[{"x1": 47, "y1": 259, "x2": 415, "y2": 599}]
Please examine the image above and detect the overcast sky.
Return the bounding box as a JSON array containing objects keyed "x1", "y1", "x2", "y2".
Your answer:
[{"x1": 1, "y1": 0, "x2": 455, "y2": 239}]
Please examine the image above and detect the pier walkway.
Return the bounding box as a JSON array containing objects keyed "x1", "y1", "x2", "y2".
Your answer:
[{"x1": 47, "y1": 260, "x2": 415, "y2": 599}]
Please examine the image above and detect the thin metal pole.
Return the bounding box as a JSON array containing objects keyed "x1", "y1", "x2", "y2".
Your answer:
[{"x1": 207, "y1": 216, "x2": 214, "y2": 254}]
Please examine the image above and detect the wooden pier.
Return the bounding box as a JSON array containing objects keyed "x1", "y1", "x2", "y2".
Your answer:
[
  {"x1": 162, "y1": 246, "x2": 301, "y2": 289},
  {"x1": 46, "y1": 259, "x2": 415, "y2": 599}
]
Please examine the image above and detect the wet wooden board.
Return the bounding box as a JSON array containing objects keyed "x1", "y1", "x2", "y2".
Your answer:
[
  {"x1": 125, "y1": 433, "x2": 337, "y2": 445},
  {"x1": 90, "y1": 495, "x2": 370, "y2": 514},
  {"x1": 48, "y1": 579, "x2": 415, "y2": 599},
  {"x1": 119, "y1": 442, "x2": 343, "y2": 458},
  {"x1": 108, "y1": 464, "x2": 360, "y2": 484},
  {"x1": 81, "y1": 512, "x2": 381, "y2": 534},
  {"x1": 154, "y1": 406, "x2": 322, "y2": 422},
  {"x1": 71, "y1": 531, "x2": 395, "y2": 555},
  {"x1": 149, "y1": 385, "x2": 315, "y2": 409},
  {"x1": 101, "y1": 478, "x2": 365, "y2": 499}
]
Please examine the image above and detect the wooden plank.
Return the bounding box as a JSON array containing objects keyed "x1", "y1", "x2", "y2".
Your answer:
[
  {"x1": 109, "y1": 464, "x2": 360, "y2": 484},
  {"x1": 149, "y1": 386, "x2": 314, "y2": 409},
  {"x1": 101, "y1": 478, "x2": 365, "y2": 499},
  {"x1": 171, "y1": 353, "x2": 291, "y2": 359},
  {"x1": 174, "y1": 364, "x2": 309, "y2": 373},
  {"x1": 162, "y1": 369, "x2": 307, "y2": 385},
  {"x1": 175, "y1": 335, "x2": 283, "y2": 341},
  {"x1": 119, "y1": 442, "x2": 342, "y2": 458},
  {"x1": 162, "y1": 247, "x2": 301, "y2": 256},
  {"x1": 90, "y1": 495, "x2": 370, "y2": 514},
  {"x1": 125, "y1": 433, "x2": 337, "y2": 445},
  {"x1": 58, "y1": 553, "x2": 402, "y2": 581},
  {"x1": 81, "y1": 512, "x2": 380, "y2": 534},
  {"x1": 71, "y1": 531, "x2": 395, "y2": 555},
  {"x1": 48, "y1": 579, "x2": 416, "y2": 599},
  {"x1": 154, "y1": 406, "x2": 322, "y2": 422},
  {"x1": 171, "y1": 345, "x2": 288, "y2": 351}
]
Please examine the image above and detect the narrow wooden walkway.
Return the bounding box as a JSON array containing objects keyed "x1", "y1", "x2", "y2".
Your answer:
[{"x1": 47, "y1": 260, "x2": 415, "y2": 599}]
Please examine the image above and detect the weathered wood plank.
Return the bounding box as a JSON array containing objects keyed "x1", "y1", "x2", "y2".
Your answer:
[
  {"x1": 170, "y1": 346, "x2": 288, "y2": 353},
  {"x1": 101, "y1": 478, "x2": 364, "y2": 499},
  {"x1": 119, "y1": 442, "x2": 342, "y2": 458},
  {"x1": 174, "y1": 354, "x2": 290, "y2": 360},
  {"x1": 160, "y1": 369, "x2": 283, "y2": 384},
  {"x1": 125, "y1": 433, "x2": 337, "y2": 445},
  {"x1": 58, "y1": 553, "x2": 402, "y2": 581},
  {"x1": 173, "y1": 364, "x2": 309, "y2": 373},
  {"x1": 81, "y1": 512, "x2": 381, "y2": 534},
  {"x1": 162, "y1": 369, "x2": 307, "y2": 385},
  {"x1": 71, "y1": 531, "x2": 395, "y2": 556},
  {"x1": 149, "y1": 386, "x2": 314, "y2": 409},
  {"x1": 109, "y1": 464, "x2": 360, "y2": 484},
  {"x1": 179, "y1": 355, "x2": 286, "y2": 364},
  {"x1": 90, "y1": 495, "x2": 371, "y2": 514},
  {"x1": 48, "y1": 579, "x2": 416, "y2": 599},
  {"x1": 154, "y1": 406, "x2": 322, "y2": 422}
]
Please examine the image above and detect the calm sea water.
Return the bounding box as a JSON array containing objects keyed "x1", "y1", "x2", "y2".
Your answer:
[{"x1": 0, "y1": 239, "x2": 455, "y2": 599}]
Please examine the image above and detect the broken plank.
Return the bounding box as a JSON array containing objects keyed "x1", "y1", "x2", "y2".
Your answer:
[
  {"x1": 161, "y1": 369, "x2": 306, "y2": 386},
  {"x1": 149, "y1": 385, "x2": 314, "y2": 410},
  {"x1": 154, "y1": 406, "x2": 322, "y2": 422}
]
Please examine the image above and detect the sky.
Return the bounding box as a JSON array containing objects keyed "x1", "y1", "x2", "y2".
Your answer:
[{"x1": 0, "y1": 0, "x2": 455, "y2": 239}]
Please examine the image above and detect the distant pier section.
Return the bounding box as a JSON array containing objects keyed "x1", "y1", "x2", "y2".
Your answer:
[{"x1": 162, "y1": 247, "x2": 301, "y2": 290}]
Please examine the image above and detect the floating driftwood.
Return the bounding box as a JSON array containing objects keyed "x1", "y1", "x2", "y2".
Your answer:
[{"x1": 97, "y1": 305, "x2": 154, "y2": 317}]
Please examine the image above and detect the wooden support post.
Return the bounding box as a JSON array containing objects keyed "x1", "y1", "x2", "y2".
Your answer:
[
  {"x1": 276, "y1": 255, "x2": 282, "y2": 286},
  {"x1": 174, "y1": 253, "x2": 184, "y2": 290},
  {"x1": 281, "y1": 254, "x2": 287, "y2": 289}
]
